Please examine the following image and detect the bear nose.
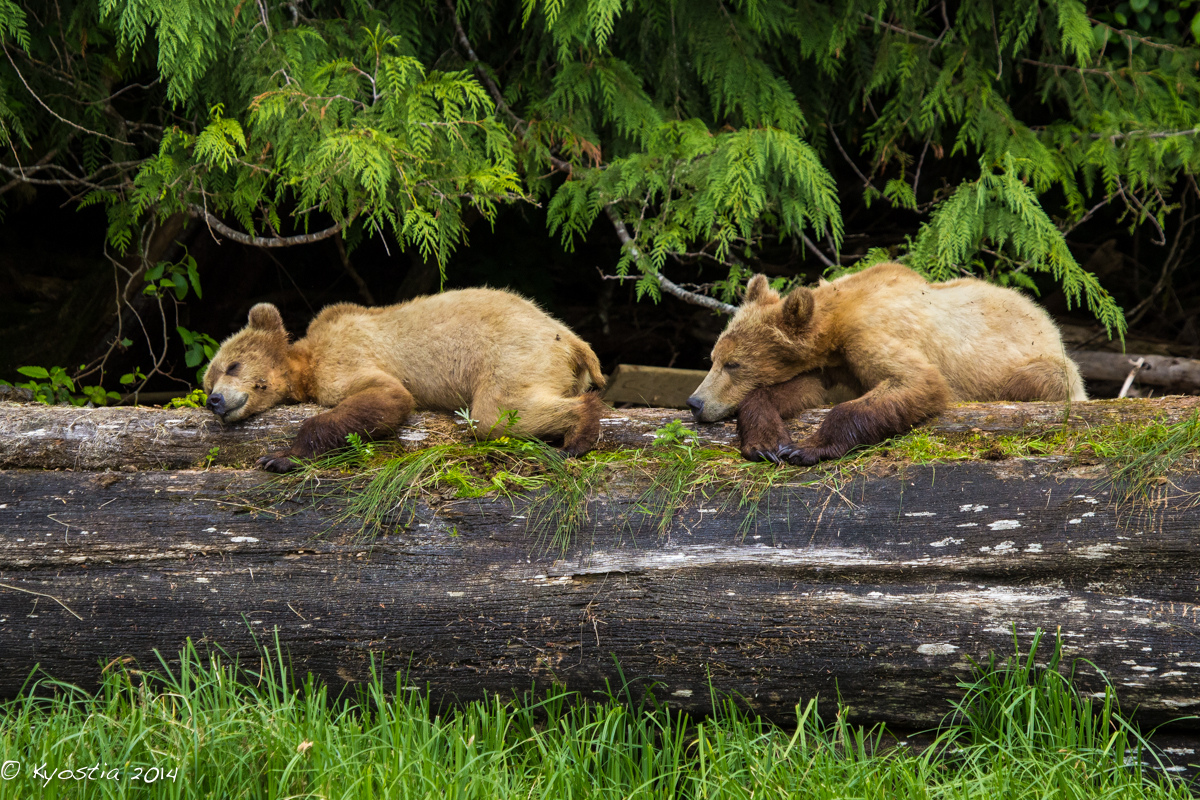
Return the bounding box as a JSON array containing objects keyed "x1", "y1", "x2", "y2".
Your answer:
[
  {"x1": 206, "y1": 392, "x2": 226, "y2": 415},
  {"x1": 685, "y1": 395, "x2": 704, "y2": 419}
]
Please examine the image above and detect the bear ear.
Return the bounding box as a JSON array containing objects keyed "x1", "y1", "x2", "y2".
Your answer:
[
  {"x1": 743, "y1": 274, "x2": 777, "y2": 305},
  {"x1": 247, "y1": 303, "x2": 284, "y2": 333},
  {"x1": 780, "y1": 287, "x2": 815, "y2": 333}
]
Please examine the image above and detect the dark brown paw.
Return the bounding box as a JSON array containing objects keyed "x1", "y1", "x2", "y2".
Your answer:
[
  {"x1": 256, "y1": 451, "x2": 299, "y2": 473},
  {"x1": 780, "y1": 444, "x2": 822, "y2": 466},
  {"x1": 742, "y1": 447, "x2": 783, "y2": 464}
]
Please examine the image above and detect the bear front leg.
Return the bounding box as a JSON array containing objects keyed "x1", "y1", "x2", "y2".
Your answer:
[
  {"x1": 257, "y1": 382, "x2": 415, "y2": 473},
  {"x1": 781, "y1": 371, "x2": 949, "y2": 466},
  {"x1": 737, "y1": 371, "x2": 826, "y2": 463}
]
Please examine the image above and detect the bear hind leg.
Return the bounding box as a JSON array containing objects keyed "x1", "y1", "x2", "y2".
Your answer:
[
  {"x1": 998, "y1": 357, "x2": 1083, "y2": 402},
  {"x1": 494, "y1": 388, "x2": 605, "y2": 456}
]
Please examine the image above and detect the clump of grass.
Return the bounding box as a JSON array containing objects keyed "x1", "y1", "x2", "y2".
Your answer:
[
  {"x1": 0, "y1": 632, "x2": 1192, "y2": 799},
  {"x1": 1089, "y1": 412, "x2": 1200, "y2": 507}
]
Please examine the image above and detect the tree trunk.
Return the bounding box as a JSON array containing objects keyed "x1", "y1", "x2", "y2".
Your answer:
[{"x1": 1, "y1": 398, "x2": 1199, "y2": 729}]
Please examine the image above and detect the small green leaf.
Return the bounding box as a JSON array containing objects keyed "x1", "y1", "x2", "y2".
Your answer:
[
  {"x1": 1129, "y1": 0, "x2": 1148, "y2": 12},
  {"x1": 1191, "y1": 10, "x2": 1200, "y2": 40},
  {"x1": 17, "y1": 366, "x2": 49, "y2": 379},
  {"x1": 120, "y1": 338, "x2": 133, "y2": 347},
  {"x1": 187, "y1": 259, "x2": 202, "y2": 299},
  {"x1": 120, "y1": 373, "x2": 136, "y2": 385}
]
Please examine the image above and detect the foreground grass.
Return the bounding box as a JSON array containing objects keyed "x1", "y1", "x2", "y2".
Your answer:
[{"x1": 0, "y1": 633, "x2": 1193, "y2": 799}]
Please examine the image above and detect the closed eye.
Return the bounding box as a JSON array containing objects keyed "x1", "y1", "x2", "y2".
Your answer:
[
  {"x1": 226, "y1": 362, "x2": 241, "y2": 376},
  {"x1": 724, "y1": 362, "x2": 741, "y2": 370}
]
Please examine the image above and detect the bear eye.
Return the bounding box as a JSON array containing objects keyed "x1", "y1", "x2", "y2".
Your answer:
[
  {"x1": 227, "y1": 362, "x2": 241, "y2": 376},
  {"x1": 724, "y1": 362, "x2": 741, "y2": 371}
]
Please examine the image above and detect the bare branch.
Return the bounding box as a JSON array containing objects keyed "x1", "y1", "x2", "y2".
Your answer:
[
  {"x1": 604, "y1": 205, "x2": 737, "y2": 315},
  {"x1": 3, "y1": 46, "x2": 131, "y2": 146},
  {"x1": 800, "y1": 232, "x2": 837, "y2": 269},
  {"x1": 333, "y1": 231, "x2": 376, "y2": 305},
  {"x1": 827, "y1": 125, "x2": 877, "y2": 192},
  {"x1": 188, "y1": 205, "x2": 348, "y2": 248}
]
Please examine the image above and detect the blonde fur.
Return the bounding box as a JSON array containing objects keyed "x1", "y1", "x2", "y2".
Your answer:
[
  {"x1": 689, "y1": 263, "x2": 1086, "y2": 463},
  {"x1": 205, "y1": 289, "x2": 606, "y2": 470}
]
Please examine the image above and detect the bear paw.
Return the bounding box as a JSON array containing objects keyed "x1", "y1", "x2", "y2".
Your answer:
[
  {"x1": 257, "y1": 451, "x2": 299, "y2": 473},
  {"x1": 742, "y1": 447, "x2": 785, "y2": 464},
  {"x1": 778, "y1": 444, "x2": 823, "y2": 466}
]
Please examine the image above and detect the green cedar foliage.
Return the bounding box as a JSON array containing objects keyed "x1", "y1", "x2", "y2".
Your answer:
[{"x1": 3, "y1": 2, "x2": 1200, "y2": 336}]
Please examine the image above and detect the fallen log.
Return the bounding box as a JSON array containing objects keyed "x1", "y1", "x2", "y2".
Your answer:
[
  {"x1": 1, "y1": 399, "x2": 1199, "y2": 729},
  {"x1": 2, "y1": 396, "x2": 1198, "y2": 470},
  {"x1": 1069, "y1": 350, "x2": 1200, "y2": 393}
]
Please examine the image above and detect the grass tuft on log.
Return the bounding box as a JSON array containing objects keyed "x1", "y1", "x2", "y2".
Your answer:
[{"x1": 0, "y1": 632, "x2": 1192, "y2": 798}]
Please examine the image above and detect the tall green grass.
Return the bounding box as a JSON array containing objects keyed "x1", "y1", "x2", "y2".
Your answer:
[{"x1": 0, "y1": 632, "x2": 1193, "y2": 799}]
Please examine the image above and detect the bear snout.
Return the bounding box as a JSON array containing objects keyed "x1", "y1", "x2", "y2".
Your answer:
[
  {"x1": 686, "y1": 395, "x2": 705, "y2": 420},
  {"x1": 206, "y1": 392, "x2": 228, "y2": 416}
]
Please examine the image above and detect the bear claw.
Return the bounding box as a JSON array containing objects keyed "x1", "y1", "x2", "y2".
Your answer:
[
  {"x1": 780, "y1": 445, "x2": 821, "y2": 466},
  {"x1": 257, "y1": 453, "x2": 299, "y2": 473}
]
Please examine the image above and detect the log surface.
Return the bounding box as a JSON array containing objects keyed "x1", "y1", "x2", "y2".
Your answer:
[
  {"x1": 2, "y1": 451, "x2": 1200, "y2": 727},
  {"x1": 2, "y1": 396, "x2": 1198, "y2": 470}
]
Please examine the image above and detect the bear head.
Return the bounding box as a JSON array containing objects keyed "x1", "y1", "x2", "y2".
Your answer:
[
  {"x1": 687, "y1": 274, "x2": 816, "y2": 422},
  {"x1": 202, "y1": 303, "x2": 293, "y2": 423}
]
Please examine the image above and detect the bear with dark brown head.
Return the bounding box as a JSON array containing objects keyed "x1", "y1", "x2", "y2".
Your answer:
[
  {"x1": 205, "y1": 289, "x2": 607, "y2": 472},
  {"x1": 687, "y1": 263, "x2": 1086, "y2": 465}
]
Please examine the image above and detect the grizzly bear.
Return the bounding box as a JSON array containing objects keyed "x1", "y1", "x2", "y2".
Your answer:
[
  {"x1": 204, "y1": 290, "x2": 607, "y2": 472},
  {"x1": 686, "y1": 262, "x2": 1087, "y2": 465}
]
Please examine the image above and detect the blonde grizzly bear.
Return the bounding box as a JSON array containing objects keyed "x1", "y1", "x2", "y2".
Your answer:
[
  {"x1": 687, "y1": 262, "x2": 1087, "y2": 465},
  {"x1": 204, "y1": 290, "x2": 607, "y2": 472}
]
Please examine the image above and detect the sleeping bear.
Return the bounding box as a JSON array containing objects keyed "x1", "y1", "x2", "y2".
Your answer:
[
  {"x1": 204, "y1": 290, "x2": 607, "y2": 472},
  {"x1": 686, "y1": 262, "x2": 1087, "y2": 465}
]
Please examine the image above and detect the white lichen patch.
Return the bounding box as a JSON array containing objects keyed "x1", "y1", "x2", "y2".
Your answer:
[
  {"x1": 672, "y1": 689, "x2": 694, "y2": 698},
  {"x1": 979, "y1": 541, "x2": 1016, "y2": 554},
  {"x1": 446, "y1": 591, "x2": 464, "y2": 597},
  {"x1": 1074, "y1": 543, "x2": 1127, "y2": 560},
  {"x1": 917, "y1": 643, "x2": 959, "y2": 655},
  {"x1": 399, "y1": 431, "x2": 429, "y2": 442},
  {"x1": 1163, "y1": 699, "x2": 1200, "y2": 708},
  {"x1": 960, "y1": 504, "x2": 988, "y2": 513},
  {"x1": 1024, "y1": 543, "x2": 1043, "y2": 553},
  {"x1": 904, "y1": 512, "x2": 937, "y2": 517},
  {"x1": 229, "y1": 536, "x2": 259, "y2": 543},
  {"x1": 987, "y1": 520, "x2": 1021, "y2": 531},
  {"x1": 1068, "y1": 519, "x2": 1082, "y2": 524},
  {"x1": 929, "y1": 538, "x2": 964, "y2": 547},
  {"x1": 955, "y1": 523, "x2": 978, "y2": 528}
]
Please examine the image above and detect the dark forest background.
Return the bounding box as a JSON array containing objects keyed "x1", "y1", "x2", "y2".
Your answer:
[{"x1": 1, "y1": 0, "x2": 1197, "y2": 402}]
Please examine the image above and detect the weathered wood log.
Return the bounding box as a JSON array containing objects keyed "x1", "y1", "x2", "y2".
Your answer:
[
  {"x1": 2, "y1": 396, "x2": 1198, "y2": 470},
  {"x1": 1070, "y1": 350, "x2": 1200, "y2": 393},
  {"x1": 2, "y1": 440, "x2": 1200, "y2": 727}
]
